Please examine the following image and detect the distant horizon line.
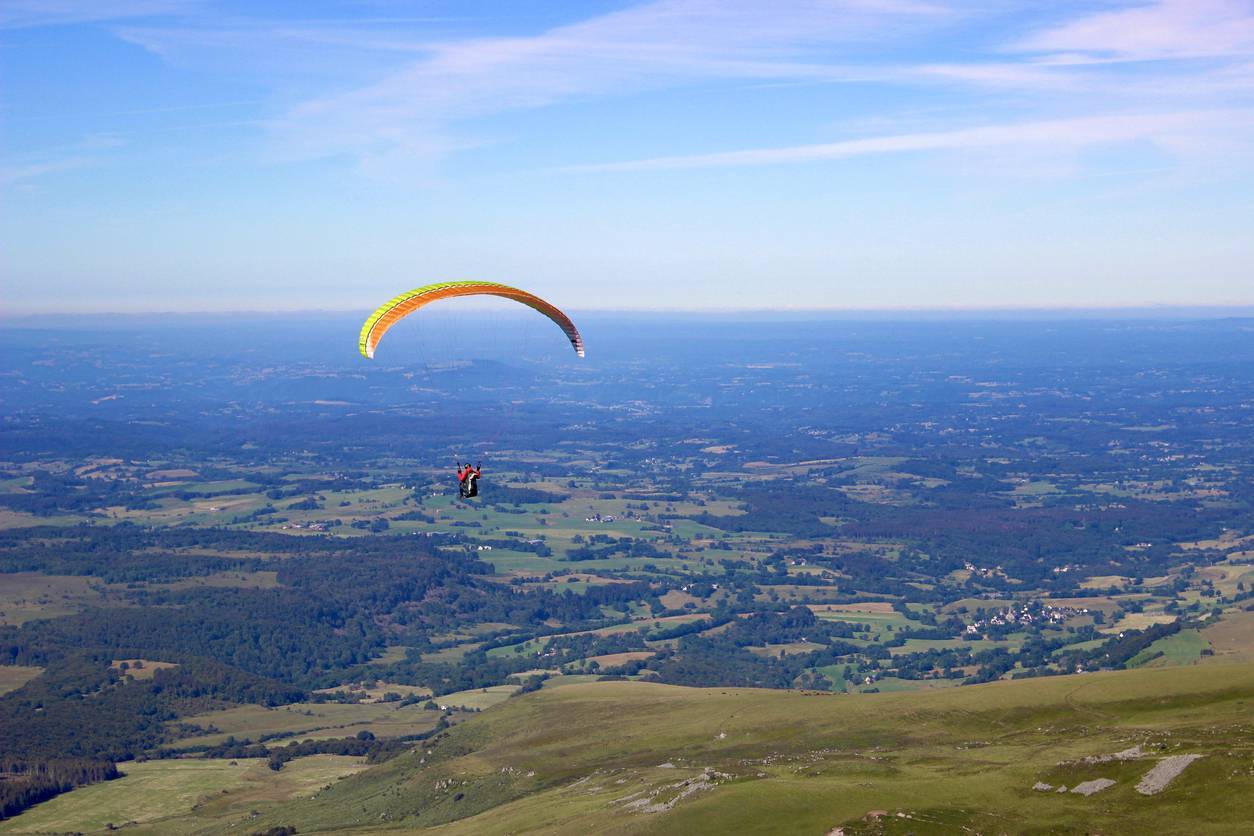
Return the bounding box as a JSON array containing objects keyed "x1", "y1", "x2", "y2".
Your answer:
[{"x1": 3, "y1": 303, "x2": 1254, "y2": 324}]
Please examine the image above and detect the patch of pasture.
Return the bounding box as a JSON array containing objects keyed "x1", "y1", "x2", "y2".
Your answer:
[
  {"x1": 486, "y1": 637, "x2": 549, "y2": 660},
  {"x1": 371, "y1": 645, "x2": 412, "y2": 665},
  {"x1": 666, "y1": 519, "x2": 735, "y2": 539},
  {"x1": 939, "y1": 597, "x2": 1016, "y2": 614},
  {"x1": 660, "y1": 589, "x2": 702, "y2": 609},
  {"x1": 165, "y1": 702, "x2": 425, "y2": 749},
  {"x1": 1201, "y1": 608, "x2": 1254, "y2": 663},
  {"x1": 1053, "y1": 637, "x2": 1109, "y2": 656},
  {"x1": 315, "y1": 681, "x2": 431, "y2": 703},
  {"x1": 857, "y1": 675, "x2": 963, "y2": 693},
  {"x1": 434, "y1": 684, "x2": 520, "y2": 710},
  {"x1": 0, "y1": 509, "x2": 86, "y2": 529},
  {"x1": 420, "y1": 640, "x2": 488, "y2": 662},
  {"x1": 581, "y1": 651, "x2": 656, "y2": 668},
  {"x1": 755, "y1": 585, "x2": 848, "y2": 603},
  {"x1": 538, "y1": 674, "x2": 602, "y2": 689},
  {"x1": 746, "y1": 641, "x2": 828, "y2": 658},
  {"x1": 808, "y1": 607, "x2": 913, "y2": 640},
  {"x1": 816, "y1": 601, "x2": 898, "y2": 614},
  {"x1": 141, "y1": 570, "x2": 280, "y2": 591},
  {"x1": 480, "y1": 550, "x2": 571, "y2": 574},
  {"x1": 889, "y1": 638, "x2": 1007, "y2": 656},
  {"x1": 0, "y1": 572, "x2": 104, "y2": 626},
  {"x1": 0, "y1": 475, "x2": 34, "y2": 493},
  {"x1": 0, "y1": 756, "x2": 367, "y2": 835},
  {"x1": 1127, "y1": 629, "x2": 1210, "y2": 668},
  {"x1": 0, "y1": 665, "x2": 43, "y2": 695},
  {"x1": 110, "y1": 659, "x2": 177, "y2": 680},
  {"x1": 1040, "y1": 596, "x2": 1126, "y2": 614}
]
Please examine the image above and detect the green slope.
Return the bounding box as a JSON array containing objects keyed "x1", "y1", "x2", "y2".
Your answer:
[{"x1": 148, "y1": 664, "x2": 1254, "y2": 833}]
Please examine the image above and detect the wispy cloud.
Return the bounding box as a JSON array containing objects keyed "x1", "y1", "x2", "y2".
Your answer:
[
  {"x1": 0, "y1": 156, "x2": 92, "y2": 185},
  {"x1": 0, "y1": 0, "x2": 200, "y2": 30},
  {"x1": 564, "y1": 109, "x2": 1254, "y2": 171},
  {"x1": 264, "y1": 0, "x2": 951, "y2": 163},
  {"x1": 1013, "y1": 0, "x2": 1254, "y2": 63},
  {"x1": 0, "y1": 133, "x2": 125, "y2": 185},
  {"x1": 57, "y1": 0, "x2": 1254, "y2": 179}
]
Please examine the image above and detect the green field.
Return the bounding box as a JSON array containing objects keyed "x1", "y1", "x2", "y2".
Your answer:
[
  {"x1": 165, "y1": 701, "x2": 441, "y2": 749},
  {"x1": 0, "y1": 573, "x2": 105, "y2": 626},
  {"x1": 810, "y1": 609, "x2": 915, "y2": 641},
  {"x1": 0, "y1": 756, "x2": 367, "y2": 835},
  {"x1": 888, "y1": 637, "x2": 1009, "y2": 655},
  {"x1": 1128, "y1": 629, "x2": 1212, "y2": 668},
  {"x1": 0, "y1": 665, "x2": 43, "y2": 695},
  {"x1": 435, "y1": 684, "x2": 520, "y2": 710}
]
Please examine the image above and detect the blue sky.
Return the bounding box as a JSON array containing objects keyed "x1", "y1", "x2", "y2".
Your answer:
[{"x1": 2, "y1": 0, "x2": 1252, "y2": 313}]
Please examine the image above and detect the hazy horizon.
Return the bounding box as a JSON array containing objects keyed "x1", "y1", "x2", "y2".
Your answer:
[{"x1": 5, "y1": 304, "x2": 1254, "y2": 325}]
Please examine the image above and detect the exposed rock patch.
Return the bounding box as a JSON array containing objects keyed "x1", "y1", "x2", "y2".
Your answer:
[
  {"x1": 1136, "y1": 755, "x2": 1203, "y2": 795},
  {"x1": 613, "y1": 768, "x2": 732, "y2": 813},
  {"x1": 1081, "y1": 745, "x2": 1143, "y2": 764},
  {"x1": 1071, "y1": 778, "x2": 1116, "y2": 796}
]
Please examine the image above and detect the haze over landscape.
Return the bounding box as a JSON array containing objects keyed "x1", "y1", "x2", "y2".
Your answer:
[{"x1": 2, "y1": 2, "x2": 1254, "y2": 835}]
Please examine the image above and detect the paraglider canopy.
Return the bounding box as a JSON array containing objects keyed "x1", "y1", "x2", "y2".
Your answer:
[{"x1": 359, "y1": 281, "x2": 585, "y2": 360}]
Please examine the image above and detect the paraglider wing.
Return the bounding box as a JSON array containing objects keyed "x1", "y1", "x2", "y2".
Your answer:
[{"x1": 359, "y1": 281, "x2": 585, "y2": 360}]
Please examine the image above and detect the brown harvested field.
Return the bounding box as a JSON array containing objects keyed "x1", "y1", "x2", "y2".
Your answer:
[
  {"x1": 584, "y1": 651, "x2": 655, "y2": 668},
  {"x1": 1202, "y1": 609, "x2": 1254, "y2": 663},
  {"x1": 1197, "y1": 564, "x2": 1254, "y2": 597},
  {"x1": 1107, "y1": 611, "x2": 1177, "y2": 633},
  {"x1": 0, "y1": 665, "x2": 43, "y2": 695},
  {"x1": 1179, "y1": 532, "x2": 1254, "y2": 551},
  {"x1": 0, "y1": 573, "x2": 104, "y2": 625}
]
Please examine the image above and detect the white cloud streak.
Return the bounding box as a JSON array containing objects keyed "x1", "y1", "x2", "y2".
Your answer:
[
  {"x1": 1013, "y1": 0, "x2": 1254, "y2": 63},
  {"x1": 79, "y1": 0, "x2": 1254, "y2": 178},
  {"x1": 266, "y1": 0, "x2": 950, "y2": 163},
  {"x1": 0, "y1": 156, "x2": 92, "y2": 185},
  {"x1": 0, "y1": 0, "x2": 200, "y2": 29},
  {"x1": 565, "y1": 109, "x2": 1254, "y2": 171}
]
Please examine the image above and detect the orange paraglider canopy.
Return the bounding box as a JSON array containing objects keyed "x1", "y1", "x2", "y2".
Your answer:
[{"x1": 359, "y1": 281, "x2": 584, "y2": 360}]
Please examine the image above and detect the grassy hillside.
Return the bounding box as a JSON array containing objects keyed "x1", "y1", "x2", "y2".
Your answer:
[
  {"x1": 220, "y1": 663, "x2": 1254, "y2": 835},
  {"x1": 0, "y1": 756, "x2": 368, "y2": 835}
]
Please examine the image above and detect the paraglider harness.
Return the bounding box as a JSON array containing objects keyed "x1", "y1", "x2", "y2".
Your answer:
[{"x1": 456, "y1": 462, "x2": 481, "y2": 499}]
